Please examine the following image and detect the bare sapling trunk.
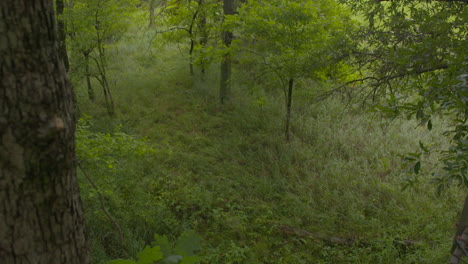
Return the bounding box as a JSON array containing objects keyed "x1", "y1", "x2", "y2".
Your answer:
[
  {"x1": 149, "y1": 0, "x2": 156, "y2": 28},
  {"x1": 199, "y1": 13, "x2": 207, "y2": 75},
  {"x1": 188, "y1": 5, "x2": 202, "y2": 76},
  {"x1": 83, "y1": 52, "x2": 95, "y2": 102},
  {"x1": 94, "y1": 7, "x2": 115, "y2": 116},
  {"x1": 198, "y1": 0, "x2": 208, "y2": 77},
  {"x1": 220, "y1": 0, "x2": 235, "y2": 104},
  {"x1": 189, "y1": 29, "x2": 195, "y2": 76}
]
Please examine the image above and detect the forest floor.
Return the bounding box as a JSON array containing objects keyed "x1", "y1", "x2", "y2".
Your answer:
[{"x1": 74, "y1": 27, "x2": 464, "y2": 264}]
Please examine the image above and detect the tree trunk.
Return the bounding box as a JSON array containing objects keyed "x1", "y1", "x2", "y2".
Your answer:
[
  {"x1": 83, "y1": 52, "x2": 95, "y2": 102},
  {"x1": 285, "y1": 78, "x2": 294, "y2": 142},
  {"x1": 149, "y1": 0, "x2": 156, "y2": 28},
  {"x1": 220, "y1": 0, "x2": 235, "y2": 104},
  {"x1": 56, "y1": 0, "x2": 70, "y2": 72},
  {"x1": 188, "y1": 5, "x2": 201, "y2": 76},
  {"x1": 94, "y1": 7, "x2": 115, "y2": 116},
  {"x1": 0, "y1": 1, "x2": 89, "y2": 264},
  {"x1": 189, "y1": 38, "x2": 195, "y2": 76},
  {"x1": 450, "y1": 226, "x2": 468, "y2": 264},
  {"x1": 450, "y1": 193, "x2": 468, "y2": 263},
  {"x1": 198, "y1": 0, "x2": 208, "y2": 76}
]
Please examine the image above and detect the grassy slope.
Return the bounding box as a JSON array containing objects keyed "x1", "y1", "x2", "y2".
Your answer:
[{"x1": 75, "y1": 26, "x2": 464, "y2": 264}]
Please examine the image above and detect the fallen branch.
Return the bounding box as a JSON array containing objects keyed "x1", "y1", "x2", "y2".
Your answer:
[{"x1": 277, "y1": 224, "x2": 421, "y2": 249}]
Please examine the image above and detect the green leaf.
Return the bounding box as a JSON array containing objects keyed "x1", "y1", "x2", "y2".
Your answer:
[
  {"x1": 414, "y1": 161, "x2": 421, "y2": 174},
  {"x1": 164, "y1": 255, "x2": 183, "y2": 264},
  {"x1": 419, "y1": 141, "x2": 429, "y2": 153},
  {"x1": 173, "y1": 231, "x2": 201, "y2": 257},
  {"x1": 427, "y1": 119, "x2": 433, "y2": 131},
  {"x1": 136, "y1": 246, "x2": 164, "y2": 264},
  {"x1": 153, "y1": 234, "x2": 172, "y2": 257}
]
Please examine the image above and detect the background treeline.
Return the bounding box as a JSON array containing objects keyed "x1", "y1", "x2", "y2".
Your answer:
[{"x1": 59, "y1": 0, "x2": 467, "y2": 263}]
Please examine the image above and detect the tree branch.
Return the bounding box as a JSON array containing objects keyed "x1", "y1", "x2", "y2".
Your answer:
[{"x1": 77, "y1": 163, "x2": 126, "y2": 255}]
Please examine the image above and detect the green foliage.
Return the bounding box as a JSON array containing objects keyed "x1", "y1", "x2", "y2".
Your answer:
[
  {"x1": 76, "y1": 116, "x2": 164, "y2": 261},
  {"x1": 76, "y1": 115, "x2": 155, "y2": 167},
  {"x1": 231, "y1": 0, "x2": 355, "y2": 81},
  {"x1": 65, "y1": 0, "x2": 137, "y2": 46},
  {"x1": 65, "y1": 0, "x2": 137, "y2": 80},
  {"x1": 344, "y1": 0, "x2": 467, "y2": 191},
  {"x1": 137, "y1": 246, "x2": 164, "y2": 264},
  {"x1": 156, "y1": 0, "x2": 222, "y2": 70},
  {"x1": 108, "y1": 246, "x2": 163, "y2": 264},
  {"x1": 109, "y1": 231, "x2": 201, "y2": 264},
  {"x1": 153, "y1": 230, "x2": 201, "y2": 264}
]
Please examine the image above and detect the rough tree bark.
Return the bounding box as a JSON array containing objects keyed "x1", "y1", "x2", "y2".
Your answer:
[
  {"x1": 0, "y1": 1, "x2": 89, "y2": 263},
  {"x1": 56, "y1": 0, "x2": 70, "y2": 72},
  {"x1": 220, "y1": 0, "x2": 235, "y2": 104},
  {"x1": 450, "y1": 193, "x2": 468, "y2": 263}
]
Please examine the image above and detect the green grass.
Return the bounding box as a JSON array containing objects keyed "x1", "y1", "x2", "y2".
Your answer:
[{"x1": 73, "y1": 25, "x2": 464, "y2": 264}]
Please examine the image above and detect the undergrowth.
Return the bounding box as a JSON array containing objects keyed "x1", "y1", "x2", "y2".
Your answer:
[{"x1": 74, "y1": 24, "x2": 463, "y2": 264}]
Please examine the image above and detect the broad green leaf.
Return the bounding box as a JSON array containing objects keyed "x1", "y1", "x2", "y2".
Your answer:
[
  {"x1": 414, "y1": 161, "x2": 421, "y2": 174},
  {"x1": 174, "y1": 231, "x2": 201, "y2": 256},
  {"x1": 153, "y1": 234, "x2": 172, "y2": 257},
  {"x1": 427, "y1": 119, "x2": 433, "y2": 131},
  {"x1": 136, "y1": 246, "x2": 164, "y2": 264}
]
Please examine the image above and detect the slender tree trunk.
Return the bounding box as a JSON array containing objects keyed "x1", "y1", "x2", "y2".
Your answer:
[
  {"x1": 220, "y1": 49, "x2": 232, "y2": 103},
  {"x1": 188, "y1": 7, "x2": 200, "y2": 76},
  {"x1": 0, "y1": 1, "x2": 89, "y2": 263},
  {"x1": 450, "y1": 193, "x2": 468, "y2": 263},
  {"x1": 220, "y1": 0, "x2": 235, "y2": 104},
  {"x1": 56, "y1": 0, "x2": 70, "y2": 72},
  {"x1": 95, "y1": 46, "x2": 114, "y2": 116},
  {"x1": 198, "y1": 0, "x2": 207, "y2": 76},
  {"x1": 83, "y1": 52, "x2": 95, "y2": 102},
  {"x1": 189, "y1": 38, "x2": 195, "y2": 75},
  {"x1": 94, "y1": 6, "x2": 115, "y2": 116},
  {"x1": 149, "y1": 0, "x2": 156, "y2": 28},
  {"x1": 199, "y1": 19, "x2": 207, "y2": 77},
  {"x1": 285, "y1": 78, "x2": 294, "y2": 142}
]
